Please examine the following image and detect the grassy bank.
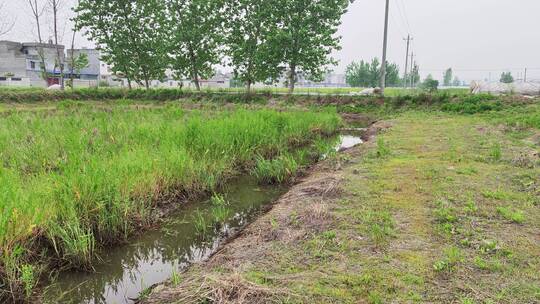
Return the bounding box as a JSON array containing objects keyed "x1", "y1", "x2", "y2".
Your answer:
[
  {"x1": 0, "y1": 103, "x2": 340, "y2": 301},
  {"x1": 0, "y1": 87, "x2": 470, "y2": 103},
  {"x1": 144, "y1": 108, "x2": 539, "y2": 303}
]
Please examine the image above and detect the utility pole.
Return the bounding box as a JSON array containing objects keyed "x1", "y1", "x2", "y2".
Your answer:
[
  {"x1": 409, "y1": 52, "x2": 415, "y2": 87},
  {"x1": 524, "y1": 68, "x2": 527, "y2": 82},
  {"x1": 403, "y1": 35, "x2": 412, "y2": 88},
  {"x1": 380, "y1": 0, "x2": 390, "y2": 95}
]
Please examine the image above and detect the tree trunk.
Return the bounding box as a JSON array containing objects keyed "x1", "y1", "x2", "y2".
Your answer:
[
  {"x1": 51, "y1": 0, "x2": 64, "y2": 90},
  {"x1": 127, "y1": 78, "x2": 132, "y2": 90},
  {"x1": 145, "y1": 78, "x2": 150, "y2": 90},
  {"x1": 288, "y1": 65, "x2": 296, "y2": 94},
  {"x1": 188, "y1": 44, "x2": 201, "y2": 91},
  {"x1": 246, "y1": 80, "x2": 252, "y2": 94}
]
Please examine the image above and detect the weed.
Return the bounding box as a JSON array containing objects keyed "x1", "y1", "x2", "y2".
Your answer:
[
  {"x1": 464, "y1": 199, "x2": 478, "y2": 214},
  {"x1": 489, "y1": 143, "x2": 502, "y2": 162},
  {"x1": 361, "y1": 209, "x2": 395, "y2": 245},
  {"x1": 20, "y1": 264, "x2": 35, "y2": 298},
  {"x1": 211, "y1": 205, "x2": 230, "y2": 224},
  {"x1": 171, "y1": 266, "x2": 182, "y2": 286},
  {"x1": 210, "y1": 193, "x2": 228, "y2": 206},
  {"x1": 496, "y1": 206, "x2": 525, "y2": 224},
  {"x1": 251, "y1": 153, "x2": 299, "y2": 184},
  {"x1": 376, "y1": 138, "x2": 390, "y2": 158},
  {"x1": 434, "y1": 247, "x2": 463, "y2": 272},
  {"x1": 482, "y1": 189, "x2": 511, "y2": 200},
  {"x1": 192, "y1": 210, "x2": 209, "y2": 234},
  {"x1": 479, "y1": 240, "x2": 498, "y2": 255}
]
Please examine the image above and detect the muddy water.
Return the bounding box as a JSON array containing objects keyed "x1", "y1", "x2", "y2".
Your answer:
[{"x1": 42, "y1": 135, "x2": 363, "y2": 304}]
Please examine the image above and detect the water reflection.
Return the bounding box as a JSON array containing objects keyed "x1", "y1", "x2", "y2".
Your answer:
[
  {"x1": 43, "y1": 134, "x2": 365, "y2": 304},
  {"x1": 43, "y1": 176, "x2": 287, "y2": 304}
]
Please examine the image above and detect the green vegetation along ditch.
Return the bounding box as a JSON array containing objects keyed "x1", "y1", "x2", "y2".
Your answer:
[{"x1": 0, "y1": 103, "x2": 341, "y2": 302}]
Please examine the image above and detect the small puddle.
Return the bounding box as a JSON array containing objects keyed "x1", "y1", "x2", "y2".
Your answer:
[
  {"x1": 336, "y1": 135, "x2": 363, "y2": 151},
  {"x1": 42, "y1": 133, "x2": 364, "y2": 304}
]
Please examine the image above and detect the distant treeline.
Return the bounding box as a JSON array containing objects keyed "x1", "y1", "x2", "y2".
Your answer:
[
  {"x1": 345, "y1": 57, "x2": 421, "y2": 88},
  {"x1": 75, "y1": 0, "x2": 351, "y2": 93}
]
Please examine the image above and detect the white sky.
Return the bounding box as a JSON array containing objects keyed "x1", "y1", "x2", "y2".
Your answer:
[{"x1": 2, "y1": 0, "x2": 540, "y2": 82}]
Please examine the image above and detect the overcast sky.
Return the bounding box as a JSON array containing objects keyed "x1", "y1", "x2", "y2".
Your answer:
[{"x1": 2, "y1": 0, "x2": 540, "y2": 82}]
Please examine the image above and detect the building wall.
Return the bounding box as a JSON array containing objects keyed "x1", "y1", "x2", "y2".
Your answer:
[
  {"x1": 22, "y1": 43, "x2": 65, "y2": 81},
  {"x1": 67, "y1": 48, "x2": 100, "y2": 80},
  {"x1": 0, "y1": 41, "x2": 27, "y2": 78}
]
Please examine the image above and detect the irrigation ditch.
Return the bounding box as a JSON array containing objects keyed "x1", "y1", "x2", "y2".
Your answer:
[{"x1": 31, "y1": 115, "x2": 373, "y2": 304}]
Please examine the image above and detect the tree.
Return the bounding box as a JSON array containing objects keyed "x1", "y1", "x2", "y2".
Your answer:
[
  {"x1": 385, "y1": 62, "x2": 401, "y2": 87},
  {"x1": 26, "y1": 0, "x2": 49, "y2": 85},
  {"x1": 0, "y1": 1, "x2": 15, "y2": 36},
  {"x1": 225, "y1": 0, "x2": 282, "y2": 93},
  {"x1": 69, "y1": 0, "x2": 81, "y2": 89},
  {"x1": 500, "y1": 72, "x2": 514, "y2": 83},
  {"x1": 274, "y1": 0, "x2": 350, "y2": 94},
  {"x1": 76, "y1": 0, "x2": 169, "y2": 89},
  {"x1": 443, "y1": 68, "x2": 453, "y2": 87},
  {"x1": 345, "y1": 57, "x2": 400, "y2": 88},
  {"x1": 67, "y1": 53, "x2": 89, "y2": 88},
  {"x1": 345, "y1": 61, "x2": 370, "y2": 87},
  {"x1": 421, "y1": 74, "x2": 439, "y2": 92},
  {"x1": 167, "y1": 0, "x2": 224, "y2": 91},
  {"x1": 409, "y1": 63, "x2": 420, "y2": 87},
  {"x1": 48, "y1": 0, "x2": 67, "y2": 89}
]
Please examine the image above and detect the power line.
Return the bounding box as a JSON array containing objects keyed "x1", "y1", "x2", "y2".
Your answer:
[
  {"x1": 393, "y1": 0, "x2": 411, "y2": 34},
  {"x1": 388, "y1": 4, "x2": 406, "y2": 37},
  {"x1": 397, "y1": 0, "x2": 412, "y2": 34}
]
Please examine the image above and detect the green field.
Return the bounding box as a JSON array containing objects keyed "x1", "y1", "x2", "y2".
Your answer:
[
  {"x1": 0, "y1": 101, "x2": 340, "y2": 301},
  {"x1": 142, "y1": 97, "x2": 540, "y2": 304},
  {"x1": 0, "y1": 93, "x2": 538, "y2": 303}
]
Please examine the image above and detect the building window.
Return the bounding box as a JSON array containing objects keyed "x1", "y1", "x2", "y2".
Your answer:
[
  {"x1": 0, "y1": 77, "x2": 6, "y2": 81},
  {"x1": 11, "y1": 78, "x2": 22, "y2": 81},
  {"x1": 30, "y1": 61, "x2": 36, "y2": 69},
  {"x1": 23, "y1": 50, "x2": 29, "y2": 55}
]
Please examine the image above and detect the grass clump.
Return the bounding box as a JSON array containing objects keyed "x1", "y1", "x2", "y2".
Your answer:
[
  {"x1": 251, "y1": 154, "x2": 299, "y2": 184},
  {"x1": 496, "y1": 206, "x2": 525, "y2": 224},
  {"x1": 433, "y1": 247, "x2": 464, "y2": 273}
]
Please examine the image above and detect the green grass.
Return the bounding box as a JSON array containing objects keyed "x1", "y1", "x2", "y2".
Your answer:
[
  {"x1": 0, "y1": 102, "x2": 340, "y2": 301},
  {"x1": 149, "y1": 108, "x2": 539, "y2": 304}
]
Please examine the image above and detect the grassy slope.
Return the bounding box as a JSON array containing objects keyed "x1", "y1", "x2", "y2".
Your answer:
[{"x1": 148, "y1": 112, "x2": 539, "y2": 303}]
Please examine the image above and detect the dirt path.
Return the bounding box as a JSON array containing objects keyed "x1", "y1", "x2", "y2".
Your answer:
[{"x1": 143, "y1": 112, "x2": 540, "y2": 304}]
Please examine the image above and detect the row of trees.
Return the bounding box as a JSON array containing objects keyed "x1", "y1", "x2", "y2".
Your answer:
[
  {"x1": 345, "y1": 57, "x2": 420, "y2": 88},
  {"x1": 75, "y1": 0, "x2": 351, "y2": 92}
]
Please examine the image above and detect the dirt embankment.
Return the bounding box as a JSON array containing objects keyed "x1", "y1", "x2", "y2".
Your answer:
[{"x1": 140, "y1": 120, "x2": 391, "y2": 304}]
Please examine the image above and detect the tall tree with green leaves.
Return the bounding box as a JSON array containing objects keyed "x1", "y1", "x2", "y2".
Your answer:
[
  {"x1": 76, "y1": 0, "x2": 169, "y2": 89},
  {"x1": 345, "y1": 60, "x2": 370, "y2": 87},
  {"x1": 500, "y1": 72, "x2": 514, "y2": 83},
  {"x1": 167, "y1": 0, "x2": 224, "y2": 91},
  {"x1": 443, "y1": 68, "x2": 453, "y2": 86},
  {"x1": 385, "y1": 62, "x2": 401, "y2": 87},
  {"x1": 274, "y1": 0, "x2": 350, "y2": 94},
  {"x1": 345, "y1": 57, "x2": 400, "y2": 88},
  {"x1": 225, "y1": 0, "x2": 282, "y2": 93},
  {"x1": 409, "y1": 64, "x2": 420, "y2": 87}
]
